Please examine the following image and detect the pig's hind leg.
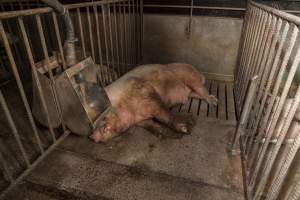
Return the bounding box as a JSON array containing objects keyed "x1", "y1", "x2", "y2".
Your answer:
[{"x1": 189, "y1": 86, "x2": 218, "y2": 106}]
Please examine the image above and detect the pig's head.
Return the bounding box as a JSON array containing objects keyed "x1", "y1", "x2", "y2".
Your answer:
[{"x1": 90, "y1": 107, "x2": 121, "y2": 142}]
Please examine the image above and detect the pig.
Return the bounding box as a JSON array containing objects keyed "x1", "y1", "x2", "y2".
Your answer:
[{"x1": 90, "y1": 63, "x2": 218, "y2": 142}]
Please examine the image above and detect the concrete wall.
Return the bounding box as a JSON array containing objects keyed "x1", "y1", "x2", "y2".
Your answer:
[{"x1": 143, "y1": 14, "x2": 243, "y2": 80}]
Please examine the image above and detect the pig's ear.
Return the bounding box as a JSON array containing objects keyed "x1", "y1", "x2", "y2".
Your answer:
[{"x1": 89, "y1": 130, "x2": 102, "y2": 143}]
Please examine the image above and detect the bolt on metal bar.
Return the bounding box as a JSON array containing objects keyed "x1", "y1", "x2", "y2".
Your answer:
[
  {"x1": 250, "y1": 28, "x2": 300, "y2": 198},
  {"x1": 231, "y1": 75, "x2": 259, "y2": 154},
  {"x1": 0, "y1": 20, "x2": 44, "y2": 153},
  {"x1": 247, "y1": 25, "x2": 298, "y2": 187},
  {"x1": 86, "y1": 6, "x2": 95, "y2": 61},
  {"x1": 0, "y1": 90, "x2": 30, "y2": 167},
  {"x1": 0, "y1": 150, "x2": 13, "y2": 183},
  {"x1": 76, "y1": 8, "x2": 86, "y2": 58},
  {"x1": 52, "y1": 12, "x2": 66, "y2": 71},
  {"x1": 254, "y1": 86, "x2": 300, "y2": 200}
]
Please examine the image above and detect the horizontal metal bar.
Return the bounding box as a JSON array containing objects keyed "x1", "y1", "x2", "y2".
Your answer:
[
  {"x1": 0, "y1": 0, "x2": 127, "y2": 19},
  {"x1": 143, "y1": 4, "x2": 246, "y2": 11},
  {"x1": 0, "y1": 131, "x2": 70, "y2": 200},
  {"x1": 251, "y1": 0, "x2": 300, "y2": 26}
]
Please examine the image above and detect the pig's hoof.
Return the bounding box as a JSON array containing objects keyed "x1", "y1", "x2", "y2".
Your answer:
[{"x1": 208, "y1": 95, "x2": 218, "y2": 106}]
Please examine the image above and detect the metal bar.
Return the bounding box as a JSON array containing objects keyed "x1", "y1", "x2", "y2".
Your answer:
[
  {"x1": 239, "y1": 10, "x2": 268, "y2": 107},
  {"x1": 248, "y1": 25, "x2": 299, "y2": 188},
  {"x1": 101, "y1": 4, "x2": 112, "y2": 83},
  {"x1": 230, "y1": 75, "x2": 259, "y2": 154},
  {"x1": 113, "y1": 2, "x2": 121, "y2": 76},
  {"x1": 118, "y1": 1, "x2": 125, "y2": 74},
  {"x1": 140, "y1": 0, "x2": 143, "y2": 63},
  {"x1": 77, "y1": 8, "x2": 86, "y2": 58},
  {"x1": 18, "y1": 16, "x2": 56, "y2": 150},
  {"x1": 132, "y1": 0, "x2": 137, "y2": 65},
  {"x1": 143, "y1": 4, "x2": 246, "y2": 11},
  {"x1": 244, "y1": 15, "x2": 280, "y2": 155},
  {"x1": 108, "y1": 3, "x2": 116, "y2": 76},
  {"x1": 250, "y1": 27, "x2": 300, "y2": 198},
  {"x1": 0, "y1": 150, "x2": 13, "y2": 183},
  {"x1": 0, "y1": 90, "x2": 30, "y2": 167},
  {"x1": 266, "y1": 119, "x2": 300, "y2": 200},
  {"x1": 36, "y1": 14, "x2": 60, "y2": 142},
  {"x1": 87, "y1": 6, "x2": 95, "y2": 60},
  {"x1": 128, "y1": 0, "x2": 133, "y2": 67},
  {"x1": 254, "y1": 86, "x2": 300, "y2": 200},
  {"x1": 0, "y1": 131, "x2": 70, "y2": 200},
  {"x1": 93, "y1": 5, "x2": 105, "y2": 84},
  {"x1": 236, "y1": 7, "x2": 258, "y2": 108},
  {"x1": 122, "y1": 0, "x2": 128, "y2": 73},
  {"x1": 52, "y1": 12, "x2": 66, "y2": 70},
  {"x1": 0, "y1": 20, "x2": 44, "y2": 154},
  {"x1": 237, "y1": 8, "x2": 263, "y2": 107}
]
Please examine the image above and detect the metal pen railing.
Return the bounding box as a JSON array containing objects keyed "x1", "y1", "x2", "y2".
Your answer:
[
  {"x1": 0, "y1": 0, "x2": 143, "y2": 198},
  {"x1": 232, "y1": 1, "x2": 300, "y2": 200}
]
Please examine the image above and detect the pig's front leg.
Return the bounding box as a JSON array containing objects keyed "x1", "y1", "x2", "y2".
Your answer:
[
  {"x1": 152, "y1": 101, "x2": 193, "y2": 134},
  {"x1": 136, "y1": 119, "x2": 183, "y2": 138}
]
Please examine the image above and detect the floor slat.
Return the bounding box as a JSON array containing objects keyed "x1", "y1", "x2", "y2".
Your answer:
[
  {"x1": 218, "y1": 82, "x2": 226, "y2": 120},
  {"x1": 227, "y1": 82, "x2": 236, "y2": 121},
  {"x1": 189, "y1": 98, "x2": 200, "y2": 116},
  {"x1": 208, "y1": 80, "x2": 218, "y2": 118}
]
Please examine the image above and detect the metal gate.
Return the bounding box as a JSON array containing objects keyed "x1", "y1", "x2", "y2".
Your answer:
[
  {"x1": 232, "y1": 1, "x2": 300, "y2": 200},
  {"x1": 0, "y1": 0, "x2": 143, "y2": 198}
]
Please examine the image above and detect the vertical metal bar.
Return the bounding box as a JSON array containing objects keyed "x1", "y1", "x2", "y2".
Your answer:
[
  {"x1": 36, "y1": 14, "x2": 60, "y2": 142},
  {"x1": 87, "y1": 6, "x2": 95, "y2": 61},
  {"x1": 244, "y1": 16, "x2": 281, "y2": 154},
  {"x1": 248, "y1": 25, "x2": 298, "y2": 187},
  {"x1": 0, "y1": 150, "x2": 13, "y2": 183},
  {"x1": 266, "y1": 121, "x2": 300, "y2": 199},
  {"x1": 132, "y1": 0, "x2": 136, "y2": 65},
  {"x1": 118, "y1": 1, "x2": 125, "y2": 74},
  {"x1": 93, "y1": 5, "x2": 105, "y2": 84},
  {"x1": 0, "y1": 90, "x2": 30, "y2": 167},
  {"x1": 18, "y1": 16, "x2": 56, "y2": 152},
  {"x1": 239, "y1": 11, "x2": 268, "y2": 107},
  {"x1": 77, "y1": 7, "x2": 87, "y2": 58},
  {"x1": 52, "y1": 12, "x2": 66, "y2": 70},
  {"x1": 140, "y1": 0, "x2": 143, "y2": 64},
  {"x1": 235, "y1": 7, "x2": 254, "y2": 105},
  {"x1": 254, "y1": 86, "x2": 300, "y2": 200},
  {"x1": 128, "y1": 0, "x2": 133, "y2": 67},
  {"x1": 250, "y1": 26, "x2": 300, "y2": 198},
  {"x1": 230, "y1": 76, "x2": 259, "y2": 154},
  {"x1": 107, "y1": 3, "x2": 116, "y2": 79},
  {"x1": 102, "y1": 4, "x2": 112, "y2": 83},
  {"x1": 0, "y1": 20, "x2": 44, "y2": 153},
  {"x1": 113, "y1": 2, "x2": 121, "y2": 77},
  {"x1": 236, "y1": 8, "x2": 260, "y2": 111},
  {"x1": 122, "y1": 0, "x2": 128, "y2": 73}
]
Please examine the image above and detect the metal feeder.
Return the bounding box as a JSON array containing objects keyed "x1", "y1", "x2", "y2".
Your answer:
[{"x1": 55, "y1": 57, "x2": 110, "y2": 136}]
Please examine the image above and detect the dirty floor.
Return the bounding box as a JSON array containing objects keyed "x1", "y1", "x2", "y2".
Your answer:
[{"x1": 5, "y1": 117, "x2": 244, "y2": 200}]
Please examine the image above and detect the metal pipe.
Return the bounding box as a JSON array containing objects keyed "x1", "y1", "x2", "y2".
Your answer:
[
  {"x1": 230, "y1": 75, "x2": 259, "y2": 154},
  {"x1": 40, "y1": 0, "x2": 77, "y2": 67},
  {"x1": 77, "y1": 8, "x2": 86, "y2": 58}
]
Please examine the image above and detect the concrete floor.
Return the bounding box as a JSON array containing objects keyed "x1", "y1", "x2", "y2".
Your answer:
[{"x1": 6, "y1": 117, "x2": 245, "y2": 200}]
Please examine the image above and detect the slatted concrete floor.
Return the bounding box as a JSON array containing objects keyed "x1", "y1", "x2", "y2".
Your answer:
[{"x1": 172, "y1": 80, "x2": 236, "y2": 122}]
